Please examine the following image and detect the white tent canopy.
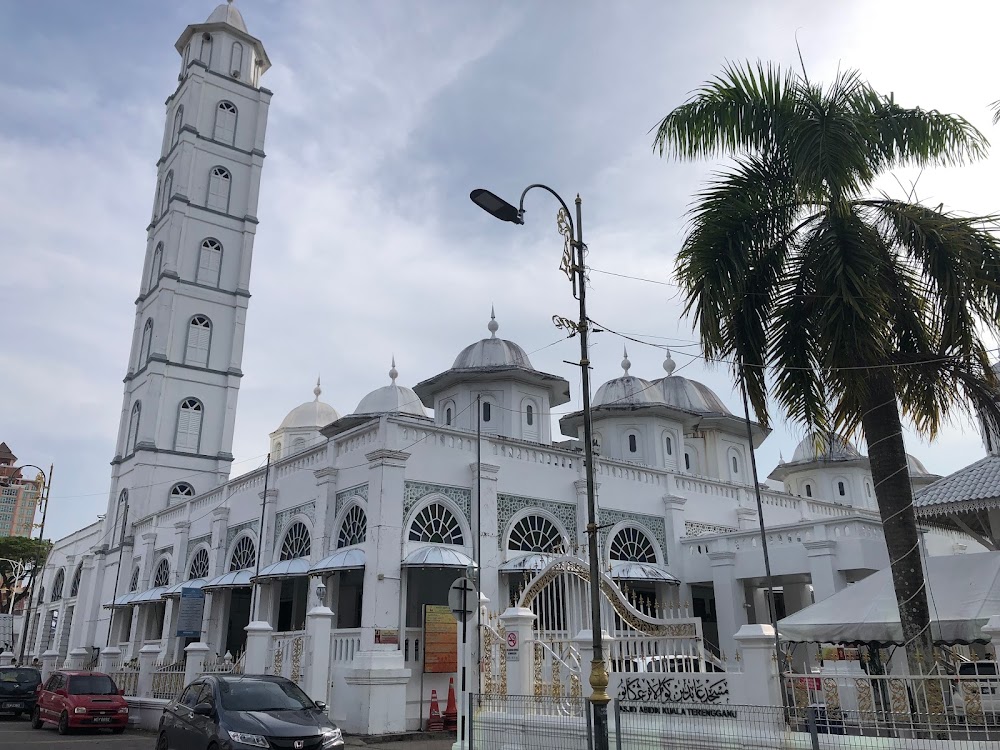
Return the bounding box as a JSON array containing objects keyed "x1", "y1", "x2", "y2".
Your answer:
[{"x1": 778, "y1": 552, "x2": 1000, "y2": 645}]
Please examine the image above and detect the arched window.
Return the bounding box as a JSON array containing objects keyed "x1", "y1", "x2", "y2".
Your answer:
[
  {"x1": 153, "y1": 181, "x2": 161, "y2": 222},
  {"x1": 69, "y1": 565, "x2": 82, "y2": 598},
  {"x1": 482, "y1": 402, "x2": 491, "y2": 423},
  {"x1": 185, "y1": 315, "x2": 212, "y2": 366},
  {"x1": 171, "y1": 106, "x2": 184, "y2": 148},
  {"x1": 149, "y1": 243, "x2": 163, "y2": 288},
  {"x1": 280, "y1": 522, "x2": 311, "y2": 560},
  {"x1": 338, "y1": 505, "x2": 367, "y2": 548},
  {"x1": 199, "y1": 33, "x2": 213, "y2": 65},
  {"x1": 197, "y1": 238, "x2": 223, "y2": 286},
  {"x1": 526, "y1": 404, "x2": 534, "y2": 426},
  {"x1": 161, "y1": 171, "x2": 173, "y2": 216},
  {"x1": 182, "y1": 43, "x2": 191, "y2": 74},
  {"x1": 215, "y1": 101, "x2": 237, "y2": 144},
  {"x1": 169, "y1": 482, "x2": 195, "y2": 503},
  {"x1": 507, "y1": 515, "x2": 563, "y2": 553},
  {"x1": 229, "y1": 536, "x2": 256, "y2": 571},
  {"x1": 273, "y1": 441, "x2": 282, "y2": 459},
  {"x1": 175, "y1": 398, "x2": 203, "y2": 452},
  {"x1": 230, "y1": 42, "x2": 243, "y2": 77},
  {"x1": 628, "y1": 434, "x2": 638, "y2": 453},
  {"x1": 593, "y1": 432, "x2": 603, "y2": 454},
  {"x1": 408, "y1": 503, "x2": 464, "y2": 545},
  {"x1": 153, "y1": 559, "x2": 170, "y2": 588},
  {"x1": 665, "y1": 435, "x2": 673, "y2": 456},
  {"x1": 865, "y1": 482, "x2": 872, "y2": 498},
  {"x1": 732, "y1": 455, "x2": 739, "y2": 473},
  {"x1": 126, "y1": 402, "x2": 141, "y2": 454},
  {"x1": 609, "y1": 527, "x2": 658, "y2": 564},
  {"x1": 114, "y1": 489, "x2": 129, "y2": 544},
  {"x1": 292, "y1": 437, "x2": 306, "y2": 453},
  {"x1": 805, "y1": 484, "x2": 813, "y2": 498},
  {"x1": 50, "y1": 570, "x2": 65, "y2": 602},
  {"x1": 129, "y1": 568, "x2": 140, "y2": 593},
  {"x1": 188, "y1": 548, "x2": 210, "y2": 580},
  {"x1": 206, "y1": 166, "x2": 231, "y2": 212},
  {"x1": 445, "y1": 407, "x2": 452, "y2": 426},
  {"x1": 684, "y1": 453, "x2": 691, "y2": 471},
  {"x1": 140, "y1": 319, "x2": 154, "y2": 366},
  {"x1": 838, "y1": 481, "x2": 846, "y2": 497}
]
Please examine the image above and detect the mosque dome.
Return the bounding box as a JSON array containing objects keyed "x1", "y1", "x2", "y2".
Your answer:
[
  {"x1": 790, "y1": 432, "x2": 863, "y2": 463},
  {"x1": 452, "y1": 309, "x2": 533, "y2": 370},
  {"x1": 354, "y1": 360, "x2": 428, "y2": 417},
  {"x1": 277, "y1": 379, "x2": 340, "y2": 431},
  {"x1": 906, "y1": 453, "x2": 932, "y2": 476},
  {"x1": 656, "y1": 350, "x2": 732, "y2": 415},
  {"x1": 206, "y1": 1, "x2": 248, "y2": 32},
  {"x1": 592, "y1": 349, "x2": 660, "y2": 408}
]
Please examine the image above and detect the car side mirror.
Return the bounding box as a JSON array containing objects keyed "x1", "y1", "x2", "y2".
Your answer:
[
  {"x1": 35, "y1": 685, "x2": 42, "y2": 694},
  {"x1": 192, "y1": 702, "x2": 214, "y2": 717},
  {"x1": 314, "y1": 701, "x2": 327, "y2": 711},
  {"x1": 119, "y1": 688, "x2": 125, "y2": 695}
]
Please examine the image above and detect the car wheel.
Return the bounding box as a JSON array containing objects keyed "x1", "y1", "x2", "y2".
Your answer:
[
  {"x1": 30, "y1": 708, "x2": 42, "y2": 729},
  {"x1": 156, "y1": 730, "x2": 169, "y2": 750},
  {"x1": 57, "y1": 711, "x2": 70, "y2": 735}
]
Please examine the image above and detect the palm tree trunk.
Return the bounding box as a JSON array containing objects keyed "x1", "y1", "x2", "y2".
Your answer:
[{"x1": 860, "y1": 372, "x2": 943, "y2": 723}]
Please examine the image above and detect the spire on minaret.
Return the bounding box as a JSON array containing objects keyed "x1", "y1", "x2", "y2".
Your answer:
[
  {"x1": 662, "y1": 348, "x2": 676, "y2": 376},
  {"x1": 621, "y1": 346, "x2": 631, "y2": 376},
  {"x1": 389, "y1": 356, "x2": 398, "y2": 383},
  {"x1": 488, "y1": 307, "x2": 499, "y2": 338},
  {"x1": 314, "y1": 376, "x2": 322, "y2": 400}
]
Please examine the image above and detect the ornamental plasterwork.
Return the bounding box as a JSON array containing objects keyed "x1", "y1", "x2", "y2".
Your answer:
[
  {"x1": 154, "y1": 545, "x2": 174, "y2": 558},
  {"x1": 225, "y1": 520, "x2": 259, "y2": 551},
  {"x1": 497, "y1": 493, "x2": 578, "y2": 547},
  {"x1": 597, "y1": 509, "x2": 668, "y2": 560},
  {"x1": 273, "y1": 501, "x2": 316, "y2": 550},
  {"x1": 404, "y1": 481, "x2": 472, "y2": 524},
  {"x1": 182, "y1": 534, "x2": 212, "y2": 567},
  {"x1": 335, "y1": 483, "x2": 369, "y2": 519},
  {"x1": 684, "y1": 521, "x2": 738, "y2": 537}
]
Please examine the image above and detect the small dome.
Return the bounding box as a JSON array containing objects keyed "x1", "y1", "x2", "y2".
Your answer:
[
  {"x1": 206, "y1": 1, "x2": 248, "y2": 33},
  {"x1": 277, "y1": 379, "x2": 340, "y2": 430},
  {"x1": 452, "y1": 309, "x2": 533, "y2": 370},
  {"x1": 592, "y1": 348, "x2": 660, "y2": 407},
  {"x1": 907, "y1": 453, "x2": 931, "y2": 476},
  {"x1": 790, "y1": 432, "x2": 862, "y2": 463},
  {"x1": 354, "y1": 359, "x2": 428, "y2": 417},
  {"x1": 659, "y1": 376, "x2": 732, "y2": 414}
]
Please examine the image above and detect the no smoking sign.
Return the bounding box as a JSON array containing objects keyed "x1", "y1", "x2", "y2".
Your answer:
[
  {"x1": 506, "y1": 631, "x2": 520, "y2": 662},
  {"x1": 506, "y1": 632, "x2": 518, "y2": 649}
]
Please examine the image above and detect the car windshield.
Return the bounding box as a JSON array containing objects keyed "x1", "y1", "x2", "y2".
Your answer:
[
  {"x1": 0, "y1": 668, "x2": 40, "y2": 685},
  {"x1": 67, "y1": 675, "x2": 119, "y2": 695},
  {"x1": 218, "y1": 679, "x2": 314, "y2": 712}
]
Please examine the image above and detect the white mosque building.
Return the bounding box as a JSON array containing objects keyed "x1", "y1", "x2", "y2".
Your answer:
[{"x1": 26, "y1": 2, "x2": 983, "y2": 734}]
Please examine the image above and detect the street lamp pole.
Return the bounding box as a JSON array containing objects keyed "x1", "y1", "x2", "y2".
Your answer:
[{"x1": 471, "y1": 186, "x2": 610, "y2": 750}]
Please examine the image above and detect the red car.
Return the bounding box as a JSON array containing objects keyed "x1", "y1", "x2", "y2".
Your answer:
[{"x1": 31, "y1": 670, "x2": 128, "y2": 734}]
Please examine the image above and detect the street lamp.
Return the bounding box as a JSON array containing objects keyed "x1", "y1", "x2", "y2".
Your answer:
[
  {"x1": 471, "y1": 185, "x2": 610, "y2": 750},
  {"x1": 0, "y1": 464, "x2": 53, "y2": 665}
]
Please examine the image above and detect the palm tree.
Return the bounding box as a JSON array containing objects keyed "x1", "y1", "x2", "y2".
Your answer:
[{"x1": 654, "y1": 63, "x2": 1000, "y2": 677}]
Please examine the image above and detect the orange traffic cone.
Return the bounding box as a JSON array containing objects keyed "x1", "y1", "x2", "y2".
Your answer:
[
  {"x1": 428, "y1": 688, "x2": 444, "y2": 731},
  {"x1": 443, "y1": 677, "x2": 458, "y2": 731}
]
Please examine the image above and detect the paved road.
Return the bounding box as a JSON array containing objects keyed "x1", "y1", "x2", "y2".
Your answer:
[{"x1": 0, "y1": 715, "x2": 155, "y2": 748}]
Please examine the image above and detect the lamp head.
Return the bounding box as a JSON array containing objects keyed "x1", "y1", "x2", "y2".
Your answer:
[
  {"x1": 470, "y1": 188, "x2": 522, "y2": 224},
  {"x1": 315, "y1": 583, "x2": 327, "y2": 603}
]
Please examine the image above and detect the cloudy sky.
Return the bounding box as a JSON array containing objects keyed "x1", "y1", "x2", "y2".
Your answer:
[{"x1": 3, "y1": 0, "x2": 1000, "y2": 541}]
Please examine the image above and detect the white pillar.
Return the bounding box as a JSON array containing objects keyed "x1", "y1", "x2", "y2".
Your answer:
[
  {"x1": 99, "y1": 646, "x2": 122, "y2": 674},
  {"x1": 708, "y1": 550, "x2": 747, "y2": 664},
  {"x1": 64, "y1": 647, "x2": 89, "y2": 670},
  {"x1": 573, "y1": 629, "x2": 614, "y2": 700},
  {"x1": 184, "y1": 642, "x2": 211, "y2": 687},
  {"x1": 304, "y1": 606, "x2": 335, "y2": 708},
  {"x1": 244, "y1": 620, "x2": 273, "y2": 674},
  {"x1": 40, "y1": 649, "x2": 59, "y2": 683},
  {"x1": 137, "y1": 644, "x2": 161, "y2": 699},
  {"x1": 804, "y1": 540, "x2": 846, "y2": 602},
  {"x1": 733, "y1": 624, "x2": 781, "y2": 709},
  {"x1": 0, "y1": 650, "x2": 14, "y2": 666},
  {"x1": 499, "y1": 608, "x2": 536, "y2": 696}
]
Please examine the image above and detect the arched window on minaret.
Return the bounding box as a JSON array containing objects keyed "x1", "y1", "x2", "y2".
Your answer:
[
  {"x1": 126, "y1": 402, "x2": 141, "y2": 454},
  {"x1": 197, "y1": 239, "x2": 223, "y2": 286},
  {"x1": 207, "y1": 166, "x2": 231, "y2": 212},
  {"x1": 113, "y1": 489, "x2": 128, "y2": 544},
  {"x1": 230, "y1": 42, "x2": 244, "y2": 78},
  {"x1": 175, "y1": 398, "x2": 204, "y2": 453},
  {"x1": 199, "y1": 33, "x2": 213, "y2": 66},
  {"x1": 161, "y1": 171, "x2": 173, "y2": 216},
  {"x1": 181, "y1": 43, "x2": 191, "y2": 76},
  {"x1": 171, "y1": 106, "x2": 184, "y2": 148},
  {"x1": 140, "y1": 319, "x2": 154, "y2": 366},
  {"x1": 152, "y1": 180, "x2": 161, "y2": 222},
  {"x1": 149, "y1": 243, "x2": 163, "y2": 289},
  {"x1": 214, "y1": 102, "x2": 237, "y2": 145},
  {"x1": 185, "y1": 315, "x2": 212, "y2": 367}
]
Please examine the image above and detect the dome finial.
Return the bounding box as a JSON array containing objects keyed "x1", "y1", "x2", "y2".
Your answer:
[
  {"x1": 662, "y1": 348, "x2": 676, "y2": 376},
  {"x1": 389, "y1": 356, "x2": 398, "y2": 383},
  {"x1": 621, "y1": 346, "x2": 631, "y2": 375},
  {"x1": 488, "y1": 306, "x2": 499, "y2": 338},
  {"x1": 313, "y1": 376, "x2": 322, "y2": 400}
]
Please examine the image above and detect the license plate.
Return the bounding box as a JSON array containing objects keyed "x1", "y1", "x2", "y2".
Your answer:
[
  {"x1": 92, "y1": 717, "x2": 114, "y2": 723},
  {"x1": 1, "y1": 702, "x2": 22, "y2": 709}
]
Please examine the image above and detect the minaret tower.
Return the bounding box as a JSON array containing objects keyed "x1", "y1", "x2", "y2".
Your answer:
[{"x1": 104, "y1": 1, "x2": 272, "y2": 536}]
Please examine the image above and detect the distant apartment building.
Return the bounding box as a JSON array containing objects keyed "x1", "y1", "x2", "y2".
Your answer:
[{"x1": 0, "y1": 442, "x2": 41, "y2": 537}]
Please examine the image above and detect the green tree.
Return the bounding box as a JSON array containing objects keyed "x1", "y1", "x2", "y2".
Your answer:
[
  {"x1": 654, "y1": 63, "x2": 1000, "y2": 676},
  {"x1": 0, "y1": 536, "x2": 52, "y2": 613}
]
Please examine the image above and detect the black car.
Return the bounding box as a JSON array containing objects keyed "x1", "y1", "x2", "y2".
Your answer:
[
  {"x1": 157, "y1": 674, "x2": 343, "y2": 750},
  {"x1": 0, "y1": 667, "x2": 42, "y2": 719}
]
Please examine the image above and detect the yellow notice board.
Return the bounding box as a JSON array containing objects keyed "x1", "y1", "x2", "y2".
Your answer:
[{"x1": 423, "y1": 604, "x2": 458, "y2": 674}]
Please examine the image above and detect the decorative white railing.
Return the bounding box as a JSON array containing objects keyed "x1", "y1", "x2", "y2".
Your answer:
[
  {"x1": 332, "y1": 629, "x2": 362, "y2": 664},
  {"x1": 150, "y1": 659, "x2": 186, "y2": 700},
  {"x1": 682, "y1": 515, "x2": 886, "y2": 557},
  {"x1": 267, "y1": 630, "x2": 310, "y2": 686}
]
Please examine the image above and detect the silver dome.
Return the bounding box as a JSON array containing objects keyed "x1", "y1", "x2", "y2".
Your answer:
[
  {"x1": 277, "y1": 380, "x2": 340, "y2": 430},
  {"x1": 790, "y1": 432, "x2": 863, "y2": 463},
  {"x1": 658, "y1": 376, "x2": 732, "y2": 415},
  {"x1": 353, "y1": 360, "x2": 428, "y2": 417},
  {"x1": 452, "y1": 310, "x2": 533, "y2": 370},
  {"x1": 206, "y1": 2, "x2": 248, "y2": 32}
]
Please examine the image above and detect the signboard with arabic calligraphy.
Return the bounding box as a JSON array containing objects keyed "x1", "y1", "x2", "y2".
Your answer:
[
  {"x1": 617, "y1": 676, "x2": 735, "y2": 718},
  {"x1": 423, "y1": 605, "x2": 457, "y2": 674}
]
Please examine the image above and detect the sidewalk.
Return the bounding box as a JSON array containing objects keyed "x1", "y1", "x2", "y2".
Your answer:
[{"x1": 346, "y1": 733, "x2": 455, "y2": 750}]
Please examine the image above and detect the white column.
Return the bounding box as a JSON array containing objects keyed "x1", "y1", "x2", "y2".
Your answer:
[
  {"x1": 804, "y1": 540, "x2": 846, "y2": 602},
  {"x1": 137, "y1": 644, "x2": 161, "y2": 699},
  {"x1": 98, "y1": 646, "x2": 122, "y2": 674},
  {"x1": 574, "y1": 628, "x2": 614, "y2": 700},
  {"x1": 732, "y1": 624, "x2": 781, "y2": 709},
  {"x1": 40, "y1": 649, "x2": 59, "y2": 682},
  {"x1": 499, "y1": 608, "x2": 536, "y2": 696},
  {"x1": 183, "y1": 641, "x2": 211, "y2": 686},
  {"x1": 708, "y1": 550, "x2": 747, "y2": 664},
  {"x1": 244, "y1": 620, "x2": 273, "y2": 674},
  {"x1": 471, "y1": 461, "x2": 500, "y2": 606},
  {"x1": 65, "y1": 648, "x2": 89, "y2": 670},
  {"x1": 68, "y1": 553, "x2": 97, "y2": 651},
  {"x1": 304, "y1": 605, "x2": 335, "y2": 708}
]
